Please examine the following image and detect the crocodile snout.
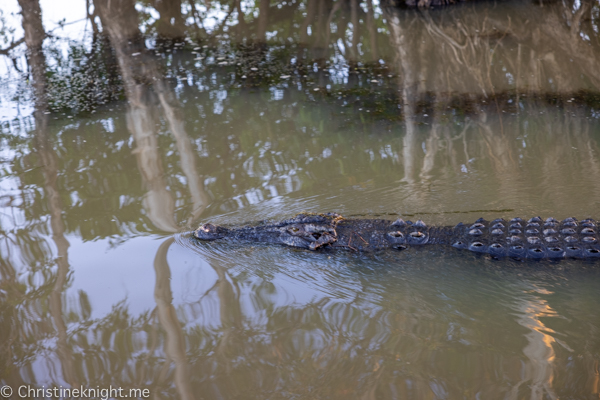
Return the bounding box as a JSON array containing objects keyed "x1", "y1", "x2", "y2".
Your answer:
[{"x1": 195, "y1": 223, "x2": 227, "y2": 240}]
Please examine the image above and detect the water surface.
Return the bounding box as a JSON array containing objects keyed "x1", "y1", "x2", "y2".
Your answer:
[{"x1": 1, "y1": 0, "x2": 600, "y2": 398}]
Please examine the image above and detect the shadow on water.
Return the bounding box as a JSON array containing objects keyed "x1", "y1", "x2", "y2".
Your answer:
[{"x1": 1, "y1": 0, "x2": 600, "y2": 398}]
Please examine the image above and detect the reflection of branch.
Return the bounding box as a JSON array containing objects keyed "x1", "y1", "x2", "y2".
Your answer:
[
  {"x1": 188, "y1": 0, "x2": 206, "y2": 35},
  {"x1": 324, "y1": 0, "x2": 343, "y2": 48},
  {"x1": 421, "y1": 12, "x2": 467, "y2": 51},
  {"x1": 47, "y1": 17, "x2": 88, "y2": 33},
  {"x1": 350, "y1": 0, "x2": 359, "y2": 61},
  {"x1": 300, "y1": 0, "x2": 318, "y2": 44},
  {"x1": 2, "y1": 14, "x2": 89, "y2": 54},
  {"x1": 366, "y1": 0, "x2": 377, "y2": 62},
  {"x1": 420, "y1": 11, "x2": 493, "y2": 97},
  {"x1": 0, "y1": 37, "x2": 25, "y2": 55},
  {"x1": 213, "y1": 0, "x2": 238, "y2": 36},
  {"x1": 85, "y1": 0, "x2": 100, "y2": 36}
]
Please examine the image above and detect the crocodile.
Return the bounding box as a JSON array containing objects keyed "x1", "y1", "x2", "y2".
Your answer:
[{"x1": 194, "y1": 213, "x2": 600, "y2": 259}]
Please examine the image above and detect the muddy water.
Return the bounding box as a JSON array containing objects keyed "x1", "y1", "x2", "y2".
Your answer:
[{"x1": 2, "y1": 0, "x2": 600, "y2": 399}]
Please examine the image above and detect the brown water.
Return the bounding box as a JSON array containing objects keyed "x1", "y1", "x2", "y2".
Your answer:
[{"x1": 1, "y1": 0, "x2": 600, "y2": 399}]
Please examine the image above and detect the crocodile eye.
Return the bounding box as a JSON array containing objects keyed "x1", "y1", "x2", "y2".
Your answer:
[
  {"x1": 200, "y1": 223, "x2": 216, "y2": 233},
  {"x1": 409, "y1": 231, "x2": 424, "y2": 238},
  {"x1": 388, "y1": 231, "x2": 404, "y2": 238}
]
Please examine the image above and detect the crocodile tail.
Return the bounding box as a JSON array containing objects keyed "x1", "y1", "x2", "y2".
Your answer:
[{"x1": 451, "y1": 217, "x2": 600, "y2": 259}]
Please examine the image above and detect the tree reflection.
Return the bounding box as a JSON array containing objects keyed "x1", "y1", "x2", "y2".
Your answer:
[
  {"x1": 1, "y1": 0, "x2": 78, "y2": 390},
  {"x1": 153, "y1": 238, "x2": 196, "y2": 400},
  {"x1": 94, "y1": 0, "x2": 208, "y2": 232},
  {"x1": 1, "y1": 0, "x2": 600, "y2": 399}
]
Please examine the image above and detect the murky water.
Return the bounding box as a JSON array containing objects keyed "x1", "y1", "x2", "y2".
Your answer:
[{"x1": 2, "y1": 0, "x2": 600, "y2": 398}]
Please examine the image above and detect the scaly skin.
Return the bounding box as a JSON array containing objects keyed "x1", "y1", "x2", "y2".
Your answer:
[{"x1": 194, "y1": 213, "x2": 600, "y2": 259}]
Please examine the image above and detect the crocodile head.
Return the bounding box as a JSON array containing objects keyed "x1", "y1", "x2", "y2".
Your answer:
[
  {"x1": 194, "y1": 216, "x2": 339, "y2": 250},
  {"x1": 195, "y1": 223, "x2": 230, "y2": 240}
]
